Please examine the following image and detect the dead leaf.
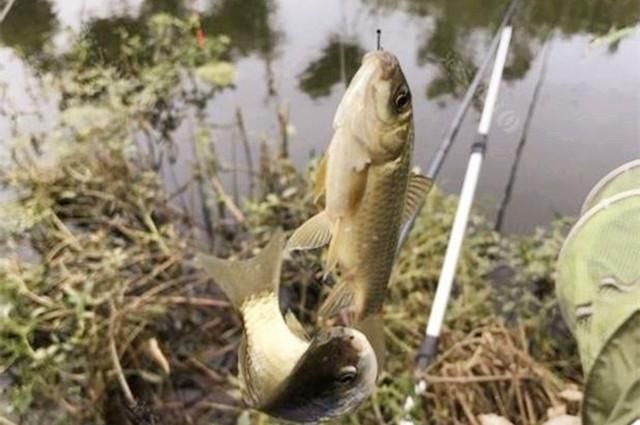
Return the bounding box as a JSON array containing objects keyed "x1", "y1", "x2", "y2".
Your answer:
[
  {"x1": 542, "y1": 415, "x2": 581, "y2": 425},
  {"x1": 478, "y1": 414, "x2": 515, "y2": 425}
]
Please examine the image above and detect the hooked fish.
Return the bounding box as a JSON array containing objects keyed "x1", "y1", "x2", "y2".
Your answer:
[
  {"x1": 286, "y1": 51, "x2": 432, "y2": 366},
  {"x1": 195, "y1": 230, "x2": 378, "y2": 424}
]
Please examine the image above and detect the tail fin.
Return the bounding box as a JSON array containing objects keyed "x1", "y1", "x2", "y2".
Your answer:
[{"x1": 195, "y1": 229, "x2": 285, "y2": 308}]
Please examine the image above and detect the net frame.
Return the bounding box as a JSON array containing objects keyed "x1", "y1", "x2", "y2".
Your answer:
[
  {"x1": 580, "y1": 159, "x2": 640, "y2": 215},
  {"x1": 558, "y1": 189, "x2": 640, "y2": 332}
]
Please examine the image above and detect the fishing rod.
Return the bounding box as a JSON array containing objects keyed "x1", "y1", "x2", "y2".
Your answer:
[
  {"x1": 494, "y1": 36, "x2": 552, "y2": 231},
  {"x1": 399, "y1": 1, "x2": 519, "y2": 422},
  {"x1": 0, "y1": 0, "x2": 17, "y2": 23},
  {"x1": 425, "y1": 0, "x2": 520, "y2": 181},
  {"x1": 417, "y1": 0, "x2": 516, "y2": 374},
  {"x1": 397, "y1": 0, "x2": 521, "y2": 251}
]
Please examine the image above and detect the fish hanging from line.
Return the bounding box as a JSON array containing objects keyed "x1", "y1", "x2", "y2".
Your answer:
[{"x1": 286, "y1": 50, "x2": 433, "y2": 368}]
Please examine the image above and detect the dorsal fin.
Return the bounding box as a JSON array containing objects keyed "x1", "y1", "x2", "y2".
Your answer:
[
  {"x1": 194, "y1": 230, "x2": 285, "y2": 308},
  {"x1": 402, "y1": 173, "x2": 433, "y2": 224}
]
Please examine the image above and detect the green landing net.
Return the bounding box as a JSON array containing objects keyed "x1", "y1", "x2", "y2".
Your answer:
[{"x1": 557, "y1": 159, "x2": 640, "y2": 425}]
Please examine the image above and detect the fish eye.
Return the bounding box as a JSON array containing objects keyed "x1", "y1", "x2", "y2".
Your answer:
[
  {"x1": 393, "y1": 87, "x2": 411, "y2": 112},
  {"x1": 336, "y1": 366, "x2": 358, "y2": 385}
]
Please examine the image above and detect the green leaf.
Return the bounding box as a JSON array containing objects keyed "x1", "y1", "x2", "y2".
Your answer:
[{"x1": 195, "y1": 61, "x2": 236, "y2": 87}]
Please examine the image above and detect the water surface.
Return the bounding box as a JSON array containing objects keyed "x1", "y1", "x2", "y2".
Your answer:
[{"x1": 1, "y1": 0, "x2": 639, "y2": 232}]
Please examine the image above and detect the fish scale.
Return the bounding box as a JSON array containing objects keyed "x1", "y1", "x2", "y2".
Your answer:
[
  {"x1": 240, "y1": 294, "x2": 308, "y2": 404},
  {"x1": 344, "y1": 131, "x2": 412, "y2": 317}
]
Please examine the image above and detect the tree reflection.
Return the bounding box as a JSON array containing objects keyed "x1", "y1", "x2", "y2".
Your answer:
[
  {"x1": 0, "y1": 0, "x2": 57, "y2": 67},
  {"x1": 80, "y1": 0, "x2": 281, "y2": 66},
  {"x1": 363, "y1": 0, "x2": 640, "y2": 100},
  {"x1": 200, "y1": 0, "x2": 281, "y2": 58},
  {"x1": 0, "y1": 0, "x2": 282, "y2": 68},
  {"x1": 298, "y1": 36, "x2": 365, "y2": 99},
  {"x1": 81, "y1": 16, "x2": 151, "y2": 68},
  {"x1": 139, "y1": 0, "x2": 187, "y2": 17},
  {"x1": 1, "y1": 0, "x2": 638, "y2": 101}
]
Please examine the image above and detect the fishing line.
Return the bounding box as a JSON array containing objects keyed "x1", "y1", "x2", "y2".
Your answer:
[{"x1": 494, "y1": 35, "x2": 553, "y2": 231}]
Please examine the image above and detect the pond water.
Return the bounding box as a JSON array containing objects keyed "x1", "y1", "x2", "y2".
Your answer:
[{"x1": 1, "y1": 0, "x2": 639, "y2": 233}]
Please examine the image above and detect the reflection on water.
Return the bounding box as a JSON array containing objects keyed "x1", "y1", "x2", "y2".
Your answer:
[
  {"x1": 298, "y1": 36, "x2": 365, "y2": 99},
  {"x1": 0, "y1": 0, "x2": 57, "y2": 66},
  {"x1": 7, "y1": 0, "x2": 639, "y2": 95},
  {"x1": 202, "y1": 0, "x2": 281, "y2": 58},
  {"x1": 368, "y1": 0, "x2": 640, "y2": 98},
  {"x1": 1, "y1": 0, "x2": 639, "y2": 232}
]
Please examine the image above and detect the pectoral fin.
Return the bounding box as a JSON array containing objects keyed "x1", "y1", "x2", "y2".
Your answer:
[
  {"x1": 402, "y1": 173, "x2": 433, "y2": 224},
  {"x1": 318, "y1": 279, "x2": 355, "y2": 319},
  {"x1": 324, "y1": 218, "x2": 342, "y2": 278},
  {"x1": 284, "y1": 310, "x2": 309, "y2": 340},
  {"x1": 313, "y1": 153, "x2": 328, "y2": 204},
  {"x1": 357, "y1": 313, "x2": 385, "y2": 373},
  {"x1": 286, "y1": 211, "x2": 332, "y2": 252}
]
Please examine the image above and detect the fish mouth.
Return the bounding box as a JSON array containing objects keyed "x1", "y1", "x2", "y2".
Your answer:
[
  {"x1": 333, "y1": 50, "x2": 405, "y2": 127},
  {"x1": 362, "y1": 50, "x2": 401, "y2": 81},
  {"x1": 343, "y1": 51, "x2": 401, "y2": 100}
]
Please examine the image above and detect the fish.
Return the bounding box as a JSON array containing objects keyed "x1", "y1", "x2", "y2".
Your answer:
[
  {"x1": 195, "y1": 229, "x2": 378, "y2": 424},
  {"x1": 286, "y1": 51, "x2": 433, "y2": 367}
]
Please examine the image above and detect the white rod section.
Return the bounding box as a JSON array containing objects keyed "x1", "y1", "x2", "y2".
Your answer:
[
  {"x1": 478, "y1": 26, "x2": 513, "y2": 136},
  {"x1": 425, "y1": 151, "x2": 483, "y2": 336},
  {"x1": 0, "y1": 0, "x2": 17, "y2": 23},
  {"x1": 425, "y1": 24, "x2": 514, "y2": 340},
  {"x1": 401, "y1": 16, "x2": 517, "y2": 425}
]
